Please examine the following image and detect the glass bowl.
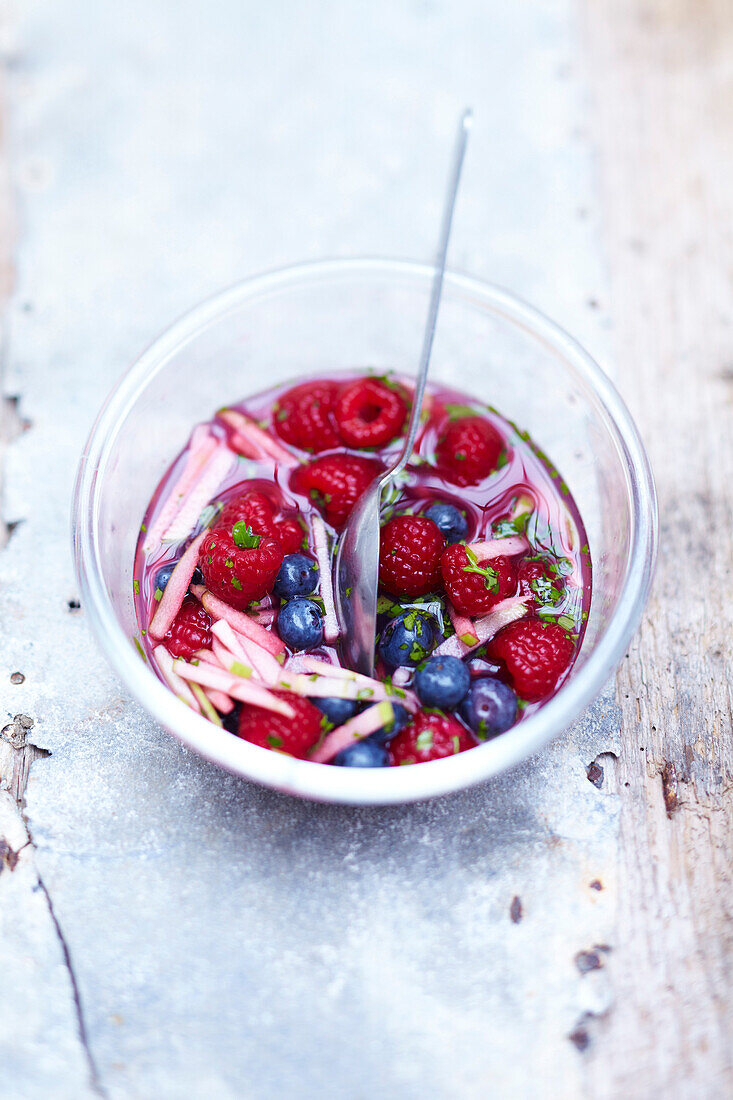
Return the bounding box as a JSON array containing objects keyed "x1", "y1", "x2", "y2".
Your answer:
[{"x1": 72, "y1": 259, "x2": 657, "y2": 805}]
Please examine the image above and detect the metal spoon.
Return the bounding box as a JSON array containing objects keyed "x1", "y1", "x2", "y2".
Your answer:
[{"x1": 335, "y1": 108, "x2": 473, "y2": 675}]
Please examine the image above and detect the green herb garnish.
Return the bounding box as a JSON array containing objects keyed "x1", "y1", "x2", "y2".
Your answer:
[{"x1": 232, "y1": 522, "x2": 260, "y2": 549}]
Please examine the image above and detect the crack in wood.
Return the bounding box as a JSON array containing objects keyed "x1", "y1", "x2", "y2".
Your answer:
[{"x1": 32, "y1": 860, "x2": 107, "y2": 1097}]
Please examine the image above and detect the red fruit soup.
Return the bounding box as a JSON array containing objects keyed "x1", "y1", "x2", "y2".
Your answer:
[{"x1": 133, "y1": 372, "x2": 592, "y2": 768}]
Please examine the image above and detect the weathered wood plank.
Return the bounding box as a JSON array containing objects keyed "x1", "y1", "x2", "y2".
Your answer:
[
  {"x1": 582, "y1": 1, "x2": 733, "y2": 1093},
  {"x1": 1, "y1": 2, "x2": 620, "y2": 1095}
]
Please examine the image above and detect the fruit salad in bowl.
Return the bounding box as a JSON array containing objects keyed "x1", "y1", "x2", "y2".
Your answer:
[
  {"x1": 134, "y1": 371, "x2": 591, "y2": 768},
  {"x1": 74, "y1": 259, "x2": 656, "y2": 803}
]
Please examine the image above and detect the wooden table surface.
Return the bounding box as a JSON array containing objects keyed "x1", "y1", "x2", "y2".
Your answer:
[{"x1": 0, "y1": 1, "x2": 730, "y2": 1097}]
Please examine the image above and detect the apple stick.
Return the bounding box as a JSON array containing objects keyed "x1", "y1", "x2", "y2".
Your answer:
[
  {"x1": 149, "y1": 531, "x2": 207, "y2": 639},
  {"x1": 175, "y1": 660, "x2": 294, "y2": 716},
  {"x1": 218, "y1": 408, "x2": 299, "y2": 467},
  {"x1": 163, "y1": 444, "x2": 234, "y2": 543},
  {"x1": 153, "y1": 645, "x2": 201, "y2": 711},
  {"x1": 311, "y1": 516, "x2": 339, "y2": 643},
  {"x1": 189, "y1": 683, "x2": 223, "y2": 726},
  {"x1": 211, "y1": 638, "x2": 254, "y2": 680},
  {"x1": 276, "y1": 672, "x2": 418, "y2": 711},
  {"x1": 446, "y1": 599, "x2": 479, "y2": 646},
  {"x1": 203, "y1": 687, "x2": 235, "y2": 714},
  {"x1": 190, "y1": 585, "x2": 287, "y2": 658},
  {"x1": 310, "y1": 702, "x2": 395, "y2": 764},
  {"x1": 143, "y1": 425, "x2": 217, "y2": 552},
  {"x1": 466, "y1": 535, "x2": 529, "y2": 560},
  {"x1": 433, "y1": 596, "x2": 530, "y2": 658}
]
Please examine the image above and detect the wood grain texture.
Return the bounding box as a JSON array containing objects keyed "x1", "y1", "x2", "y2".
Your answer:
[{"x1": 583, "y1": 2, "x2": 733, "y2": 1094}]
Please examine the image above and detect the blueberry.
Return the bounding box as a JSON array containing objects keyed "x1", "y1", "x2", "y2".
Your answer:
[
  {"x1": 274, "y1": 553, "x2": 320, "y2": 599},
  {"x1": 314, "y1": 697, "x2": 359, "y2": 726},
  {"x1": 425, "y1": 502, "x2": 468, "y2": 544},
  {"x1": 459, "y1": 678, "x2": 517, "y2": 739},
  {"x1": 277, "y1": 598, "x2": 324, "y2": 650},
  {"x1": 220, "y1": 702, "x2": 242, "y2": 736},
  {"x1": 378, "y1": 610, "x2": 436, "y2": 668},
  {"x1": 333, "y1": 739, "x2": 390, "y2": 767},
  {"x1": 370, "y1": 703, "x2": 410, "y2": 745},
  {"x1": 155, "y1": 564, "x2": 175, "y2": 592},
  {"x1": 156, "y1": 562, "x2": 204, "y2": 593},
  {"x1": 415, "y1": 655, "x2": 470, "y2": 709}
]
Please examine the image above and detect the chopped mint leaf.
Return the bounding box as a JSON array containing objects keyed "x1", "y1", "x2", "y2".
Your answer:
[
  {"x1": 133, "y1": 579, "x2": 140, "y2": 595},
  {"x1": 445, "y1": 403, "x2": 476, "y2": 420},
  {"x1": 530, "y1": 575, "x2": 562, "y2": 606},
  {"x1": 267, "y1": 734, "x2": 284, "y2": 748},
  {"x1": 415, "y1": 729, "x2": 434, "y2": 752},
  {"x1": 140, "y1": 522, "x2": 147, "y2": 533},
  {"x1": 452, "y1": 735, "x2": 460, "y2": 753},
  {"x1": 462, "y1": 555, "x2": 499, "y2": 592},
  {"x1": 232, "y1": 522, "x2": 260, "y2": 549},
  {"x1": 557, "y1": 614, "x2": 575, "y2": 631},
  {"x1": 154, "y1": 587, "x2": 163, "y2": 602},
  {"x1": 231, "y1": 577, "x2": 243, "y2": 591}
]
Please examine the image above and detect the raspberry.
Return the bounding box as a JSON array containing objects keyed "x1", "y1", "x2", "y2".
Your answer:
[
  {"x1": 218, "y1": 488, "x2": 278, "y2": 537},
  {"x1": 389, "y1": 711, "x2": 475, "y2": 765},
  {"x1": 291, "y1": 453, "x2": 383, "y2": 530},
  {"x1": 199, "y1": 521, "x2": 284, "y2": 609},
  {"x1": 379, "y1": 515, "x2": 445, "y2": 598},
  {"x1": 163, "y1": 596, "x2": 212, "y2": 659},
  {"x1": 272, "y1": 380, "x2": 341, "y2": 452},
  {"x1": 334, "y1": 377, "x2": 408, "y2": 448},
  {"x1": 274, "y1": 515, "x2": 306, "y2": 555},
  {"x1": 436, "y1": 415, "x2": 504, "y2": 486},
  {"x1": 440, "y1": 544, "x2": 516, "y2": 616},
  {"x1": 238, "y1": 692, "x2": 325, "y2": 758},
  {"x1": 517, "y1": 558, "x2": 564, "y2": 609},
  {"x1": 487, "y1": 619, "x2": 574, "y2": 701},
  {"x1": 218, "y1": 489, "x2": 304, "y2": 553}
]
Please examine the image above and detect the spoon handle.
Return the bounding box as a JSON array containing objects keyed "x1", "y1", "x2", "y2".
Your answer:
[{"x1": 389, "y1": 107, "x2": 473, "y2": 480}]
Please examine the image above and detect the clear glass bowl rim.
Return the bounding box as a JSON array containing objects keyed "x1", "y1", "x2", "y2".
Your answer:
[{"x1": 72, "y1": 258, "x2": 658, "y2": 805}]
